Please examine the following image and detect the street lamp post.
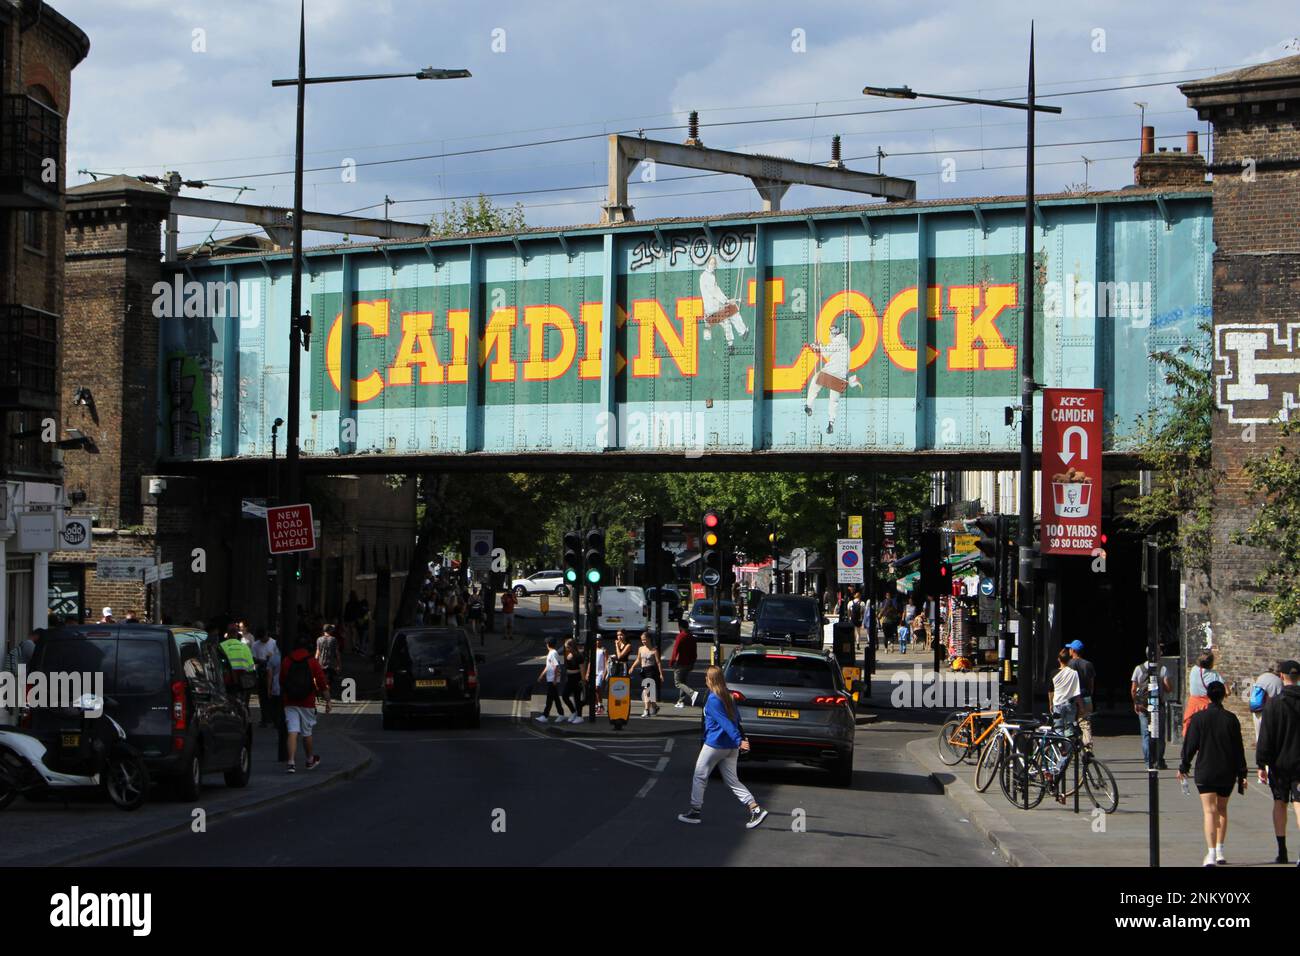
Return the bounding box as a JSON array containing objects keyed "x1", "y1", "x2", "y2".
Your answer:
[
  {"x1": 271, "y1": 2, "x2": 469, "y2": 647},
  {"x1": 864, "y1": 23, "x2": 1059, "y2": 713}
]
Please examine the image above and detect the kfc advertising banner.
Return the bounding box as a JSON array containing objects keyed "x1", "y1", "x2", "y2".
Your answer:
[{"x1": 1041, "y1": 389, "x2": 1103, "y2": 555}]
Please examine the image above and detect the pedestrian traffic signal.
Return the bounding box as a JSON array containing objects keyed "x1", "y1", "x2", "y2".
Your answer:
[
  {"x1": 584, "y1": 528, "x2": 606, "y2": 585},
  {"x1": 563, "y1": 530, "x2": 582, "y2": 585},
  {"x1": 919, "y1": 528, "x2": 942, "y2": 597}
]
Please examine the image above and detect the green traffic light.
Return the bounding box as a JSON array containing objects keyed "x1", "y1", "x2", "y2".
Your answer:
[
  {"x1": 564, "y1": 568, "x2": 578, "y2": 583},
  {"x1": 586, "y1": 567, "x2": 602, "y2": 585}
]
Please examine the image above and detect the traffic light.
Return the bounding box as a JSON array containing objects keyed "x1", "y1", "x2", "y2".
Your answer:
[
  {"x1": 975, "y1": 515, "x2": 1001, "y2": 583},
  {"x1": 918, "y1": 528, "x2": 941, "y2": 597},
  {"x1": 563, "y1": 530, "x2": 583, "y2": 585},
  {"x1": 701, "y1": 509, "x2": 722, "y2": 582},
  {"x1": 584, "y1": 528, "x2": 606, "y2": 586}
]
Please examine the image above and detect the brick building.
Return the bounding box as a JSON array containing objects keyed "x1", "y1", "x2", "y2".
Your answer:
[
  {"x1": 1181, "y1": 57, "x2": 1300, "y2": 725},
  {"x1": 53, "y1": 175, "x2": 417, "y2": 639},
  {"x1": 0, "y1": 0, "x2": 88, "y2": 655}
]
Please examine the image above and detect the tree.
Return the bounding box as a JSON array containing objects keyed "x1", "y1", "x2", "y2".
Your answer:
[
  {"x1": 430, "y1": 194, "x2": 525, "y2": 238},
  {"x1": 1234, "y1": 418, "x2": 1300, "y2": 632},
  {"x1": 1121, "y1": 324, "x2": 1216, "y2": 579}
]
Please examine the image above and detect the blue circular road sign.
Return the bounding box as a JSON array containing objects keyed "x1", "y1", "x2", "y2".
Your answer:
[
  {"x1": 979, "y1": 576, "x2": 995, "y2": 596},
  {"x1": 841, "y1": 550, "x2": 860, "y2": 568}
]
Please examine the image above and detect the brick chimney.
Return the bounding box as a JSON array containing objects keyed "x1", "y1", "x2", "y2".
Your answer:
[{"x1": 1133, "y1": 126, "x2": 1208, "y2": 187}]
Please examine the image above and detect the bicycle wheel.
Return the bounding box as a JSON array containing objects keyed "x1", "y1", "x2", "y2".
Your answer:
[
  {"x1": 1043, "y1": 738, "x2": 1080, "y2": 797},
  {"x1": 974, "y1": 732, "x2": 1005, "y2": 793},
  {"x1": 1083, "y1": 756, "x2": 1119, "y2": 814},
  {"x1": 999, "y1": 745, "x2": 1047, "y2": 809},
  {"x1": 937, "y1": 718, "x2": 971, "y2": 765}
]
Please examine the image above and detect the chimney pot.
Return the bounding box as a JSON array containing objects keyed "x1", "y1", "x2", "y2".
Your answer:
[
  {"x1": 1186, "y1": 130, "x2": 1199, "y2": 154},
  {"x1": 1141, "y1": 126, "x2": 1155, "y2": 155}
]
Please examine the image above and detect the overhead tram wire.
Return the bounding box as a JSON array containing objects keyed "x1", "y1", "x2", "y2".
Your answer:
[{"x1": 199, "y1": 76, "x2": 1219, "y2": 186}]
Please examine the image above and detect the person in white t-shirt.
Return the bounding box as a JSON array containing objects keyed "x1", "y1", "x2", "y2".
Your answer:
[
  {"x1": 1049, "y1": 648, "x2": 1083, "y2": 732},
  {"x1": 588, "y1": 638, "x2": 608, "y2": 716},
  {"x1": 534, "y1": 637, "x2": 569, "y2": 724},
  {"x1": 1131, "y1": 659, "x2": 1173, "y2": 769}
]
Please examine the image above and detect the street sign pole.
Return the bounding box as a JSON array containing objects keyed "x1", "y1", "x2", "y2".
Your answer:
[{"x1": 1144, "y1": 537, "x2": 1161, "y2": 867}]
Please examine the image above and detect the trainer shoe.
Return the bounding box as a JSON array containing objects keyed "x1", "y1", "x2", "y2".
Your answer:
[
  {"x1": 746, "y1": 807, "x2": 769, "y2": 829},
  {"x1": 286, "y1": 765, "x2": 296, "y2": 774},
  {"x1": 570, "y1": 715, "x2": 584, "y2": 724},
  {"x1": 306, "y1": 756, "x2": 321, "y2": 770},
  {"x1": 1202, "y1": 849, "x2": 1216, "y2": 867},
  {"x1": 1215, "y1": 846, "x2": 1226, "y2": 864},
  {"x1": 674, "y1": 699, "x2": 686, "y2": 709},
  {"x1": 552, "y1": 715, "x2": 567, "y2": 723},
  {"x1": 677, "y1": 808, "x2": 702, "y2": 824},
  {"x1": 534, "y1": 715, "x2": 548, "y2": 724}
]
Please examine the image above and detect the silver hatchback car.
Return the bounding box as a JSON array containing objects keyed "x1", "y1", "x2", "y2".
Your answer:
[{"x1": 723, "y1": 646, "x2": 856, "y2": 786}]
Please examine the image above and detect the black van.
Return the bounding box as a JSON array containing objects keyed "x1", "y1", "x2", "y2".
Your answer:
[
  {"x1": 27, "y1": 625, "x2": 253, "y2": 799},
  {"x1": 749, "y1": 595, "x2": 827, "y2": 648},
  {"x1": 382, "y1": 627, "x2": 483, "y2": 729}
]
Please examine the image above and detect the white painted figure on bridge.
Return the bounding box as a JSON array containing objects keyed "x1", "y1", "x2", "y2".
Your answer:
[
  {"x1": 805, "y1": 323, "x2": 861, "y2": 434},
  {"x1": 699, "y1": 256, "x2": 748, "y2": 351}
]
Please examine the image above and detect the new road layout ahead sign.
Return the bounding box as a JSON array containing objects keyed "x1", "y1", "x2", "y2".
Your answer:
[
  {"x1": 837, "y1": 538, "x2": 864, "y2": 584},
  {"x1": 266, "y1": 504, "x2": 316, "y2": 555}
]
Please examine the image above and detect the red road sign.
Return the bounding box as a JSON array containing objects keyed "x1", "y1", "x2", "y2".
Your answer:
[
  {"x1": 1041, "y1": 389, "x2": 1103, "y2": 555},
  {"x1": 266, "y1": 503, "x2": 316, "y2": 555}
]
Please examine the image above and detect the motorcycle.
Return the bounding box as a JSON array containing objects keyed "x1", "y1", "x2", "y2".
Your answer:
[{"x1": 0, "y1": 694, "x2": 149, "y2": 811}]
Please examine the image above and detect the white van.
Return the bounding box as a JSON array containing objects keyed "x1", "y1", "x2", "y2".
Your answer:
[{"x1": 596, "y1": 586, "x2": 648, "y2": 636}]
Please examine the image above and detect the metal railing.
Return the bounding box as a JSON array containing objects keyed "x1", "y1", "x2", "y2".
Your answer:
[{"x1": 0, "y1": 94, "x2": 63, "y2": 207}]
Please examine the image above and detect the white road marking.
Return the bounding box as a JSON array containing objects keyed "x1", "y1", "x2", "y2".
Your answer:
[{"x1": 635, "y1": 776, "x2": 660, "y2": 799}]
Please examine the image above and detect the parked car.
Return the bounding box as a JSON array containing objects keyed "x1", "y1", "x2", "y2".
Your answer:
[
  {"x1": 723, "y1": 646, "x2": 856, "y2": 786},
  {"x1": 383, "y1": 628, "x2": 483, "y2": 729},
  {"x1": 511, "y1": 570, "x2": 569, "y2": 597},
  {"x1": 748, "y1": 595, "x2": 826, "y2": 648},
  {"x1": 25, "y1": 624, "x2": 253, "y2": 800},
  {"x1": 685, "y1": 599, "x2": 742, "y2": 642}
]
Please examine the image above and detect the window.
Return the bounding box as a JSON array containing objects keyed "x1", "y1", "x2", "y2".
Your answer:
[
  {"x1": 174, "y1": 632, "x2": 208, "y2": 683},
  {"x1": 116, "y1": 640, "x2": 168, "y2": 694},
  {"x1": 725, "y1": 656, "x2": 835, "y2": 689},
  {"x1": 23, "y1": 210, "x2": 45, "y2": 251}
]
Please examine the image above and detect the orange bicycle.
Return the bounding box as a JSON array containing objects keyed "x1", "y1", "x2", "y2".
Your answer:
[{"x1": 936, "y1": 704, "x2": 1005, "y2": 766}]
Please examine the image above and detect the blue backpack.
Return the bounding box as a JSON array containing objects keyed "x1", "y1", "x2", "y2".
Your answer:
[{"x1": 1249, "y1": 684, "x2": 1268, "y2": 713}]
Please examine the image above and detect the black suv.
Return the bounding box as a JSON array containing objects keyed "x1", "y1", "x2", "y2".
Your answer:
[
  {"x1": 749, "y1": 595, "x2": 826, "y2": 648},
  {"x1": 27, "y1": 624, "x2": 253, "y2": 799},
  {"x1": 383, "y1": 628, "x2": 483, "y2": 729},
  {"x1": 724, "y1": 646, "x2": 856, "y2": 786}
]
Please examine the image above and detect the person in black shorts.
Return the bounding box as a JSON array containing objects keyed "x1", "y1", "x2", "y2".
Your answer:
[
  {"x1": 1178, "y1": 681, "x2": 1248, "y2": 867},
  {"x1": 1256, "y1": 659, "x2": 1300, "y2": 865}
]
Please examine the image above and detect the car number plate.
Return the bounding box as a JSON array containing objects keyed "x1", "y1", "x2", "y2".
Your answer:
[
  {"x1": 606, "y1": 617, "x2": 622, "y2": 623},
  {"x1": 757, "y1": 708, "x2": 799, "y2": 719},
  {"x1": 415, "y1": 679, "x2": 447, "y2": 689},
  {"x1": 62, "y1": 733, "x2": 81, "y2": 747}
]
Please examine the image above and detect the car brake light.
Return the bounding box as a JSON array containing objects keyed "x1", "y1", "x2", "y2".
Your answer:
[
  {"x1": 466, "y1": 670, "x2": 478, "y2": 689},
  {"x1": 768, "y1": 653, "x2": 797, "y2": 660},
  {"x1": 730, "y1": 690, "x2": 745, "y2": 702},
  {"x1": 813, "y1": 695, "x2": 849, "y2": 705},
  {"x1": 171, "y1": 680, "x2": 188, "y2": 731},
  {"x1": 384, "y1": 672, "x2": 394, "y2": 691}
]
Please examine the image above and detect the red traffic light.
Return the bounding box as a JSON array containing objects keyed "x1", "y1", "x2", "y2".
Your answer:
[{"x1": 703, "y1": 510, "x2": 720, "y2": 529}]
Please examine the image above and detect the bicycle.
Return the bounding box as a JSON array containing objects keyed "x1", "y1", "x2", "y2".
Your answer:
[
  {"x1": 1039, "y1": 726, "x2": 1119, "y2": 813},
  {"x1": 1000, "y1": 719, "x2": 1120, "y2": 813},
  {"x1": 937, "y1": 705, "x2": 1004, "y2": 766},
  {"x1": 973, "y1": 713, "x2": 1037, "y2": 793}
]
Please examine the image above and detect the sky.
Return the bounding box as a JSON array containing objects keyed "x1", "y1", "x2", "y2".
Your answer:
[{"x1": 54, "y1": 0, "x2": 1298, "y2": 249}]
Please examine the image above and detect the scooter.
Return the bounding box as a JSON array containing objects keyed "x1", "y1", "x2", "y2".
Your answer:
[{"x1": 0, "y1": 695, "x2": 149, "y2": 811}]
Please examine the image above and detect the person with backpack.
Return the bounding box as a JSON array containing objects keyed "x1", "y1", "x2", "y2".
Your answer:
[
  {"x1": 281, "y1": 635, "x2": 330, "y2": 773},
  {"x1": 1255, "y1": 660, "x2": 1300, "y2": 866},
  {"x1": 677, "y1": 665, "x2": 768, "y2": 829},
  {"x1": 1183, "y1": 649, "x2": 1224, "y2": 739},
  {"x1": 1250, "y1": 661, "x2": 1286, "y2": 744}
]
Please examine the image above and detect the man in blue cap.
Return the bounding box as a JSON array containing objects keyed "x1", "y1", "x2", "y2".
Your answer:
[{"x1": 1066, "y1": 640, "x2": 1096, "y2": 749}]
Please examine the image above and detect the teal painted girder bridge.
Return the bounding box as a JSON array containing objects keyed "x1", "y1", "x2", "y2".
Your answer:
[{"x1": 159, "y1": 187, "x2": 1211, "y2": 472}]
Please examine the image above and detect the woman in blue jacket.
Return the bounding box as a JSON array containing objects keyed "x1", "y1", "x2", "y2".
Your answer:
[{"x1": 677, "y1": 665, "x2": 769, "y2": 829}]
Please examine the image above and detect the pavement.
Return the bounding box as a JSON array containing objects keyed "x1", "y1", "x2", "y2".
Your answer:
[
  {"x1": 907, "y1": 713, "x2": 1296, "y2": 868},
  {"x1": 0, "y1": 714, "x2": 372, "y2": 867}
]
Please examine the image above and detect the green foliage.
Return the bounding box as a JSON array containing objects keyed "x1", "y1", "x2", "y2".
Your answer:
[
  {"x1": 1122, "y1": 325, "x2": 1215, "y2": 577},
  {"x1": 430, "y1": 194, "x2": 526, "y2": 238},
  {"x1": 1234, "y1": 418, "x2": 1300, "y2": 633}
]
